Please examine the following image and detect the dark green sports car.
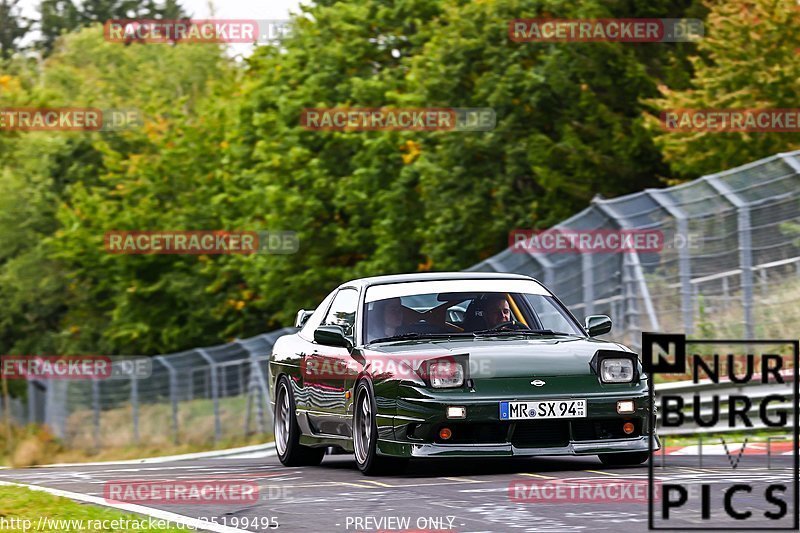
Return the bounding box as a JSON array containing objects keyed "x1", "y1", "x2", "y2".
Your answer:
[{"x1": 269, "y1": 272, "x2": 658, "y2": 475}]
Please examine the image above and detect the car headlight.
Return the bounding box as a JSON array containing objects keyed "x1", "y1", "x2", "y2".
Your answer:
[
  {"x1": 428, "y1": 361, "x2": 464, "y2": 388},
  {"x1": 600, "y1": 358, "x2": 634, "y2": 383}
]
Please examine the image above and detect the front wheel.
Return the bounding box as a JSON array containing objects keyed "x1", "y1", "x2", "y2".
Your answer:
[
  {"x1": 598, "y1": 451, "x2": 650, "y2": 466},
  {"x1": 274, "y1": 376, "x2": 325, "y2": 467},
  {"x1": 353, "y1": 380, "x2": 407, "y2": 476}
]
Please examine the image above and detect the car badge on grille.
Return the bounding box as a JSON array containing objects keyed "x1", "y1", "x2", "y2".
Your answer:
[{"x1": 530, "y1": 379, "x2": 546, "y2": 387}]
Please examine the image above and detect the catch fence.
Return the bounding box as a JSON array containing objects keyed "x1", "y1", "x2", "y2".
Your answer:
[{"x1": 12, "y1": 151, "x2": 800, "y2": 447}]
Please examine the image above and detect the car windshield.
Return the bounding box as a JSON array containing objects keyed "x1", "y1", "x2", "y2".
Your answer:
[{"x1": 363, "y1": 280, "x2": 584, "y2": 343}]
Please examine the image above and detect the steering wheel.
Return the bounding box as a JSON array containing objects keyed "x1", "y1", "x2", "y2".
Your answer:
[{"x1": 488, "y1": 320, "x2": 526, "y2": 331}]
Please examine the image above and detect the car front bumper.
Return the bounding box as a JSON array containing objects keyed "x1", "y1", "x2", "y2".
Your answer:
[
  {"x1": 375, "y1": 384, "x2": 659, "y2": 458},
  {"x1": 378, "y1": 435, "x2": 657, "y2": 458}
]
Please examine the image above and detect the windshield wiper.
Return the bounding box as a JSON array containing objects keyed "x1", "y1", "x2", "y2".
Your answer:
[
  {"x1": 472, "y1": 327, "x2": 563, "y2": 336},
  {"x1": 369, "y1": 332, "x2": 471, "y2": 344}
]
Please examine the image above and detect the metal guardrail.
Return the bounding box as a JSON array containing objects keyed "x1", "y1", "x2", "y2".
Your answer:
[{"x1": 654, "y1": 372, "x2": 796, "y2": 436}]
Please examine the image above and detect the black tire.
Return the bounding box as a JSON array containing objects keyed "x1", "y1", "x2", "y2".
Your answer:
[
  {"x1": 353, "y1": 380, "x2": 408, "y2": 476},
  {"x1": 274, "y1": 376, "x2": 325, "y2": 467},
  {"x1": 598, "y1": 451, "x2": 650, "y2": 466}
]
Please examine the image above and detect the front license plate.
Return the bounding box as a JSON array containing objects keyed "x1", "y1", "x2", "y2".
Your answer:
[{"x1": 499, "y1": 399, "x2": 587, "y2": 420}]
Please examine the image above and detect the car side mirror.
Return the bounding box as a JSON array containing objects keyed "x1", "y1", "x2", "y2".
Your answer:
[
  {"x1": 295, "y1": 309, "x2": 315, "y2": 328},
  {"x1": 314, "y1": 325, "x2": 353, "y2": 349},
  {"x1": 585, "y1": 315, "x2": 612, "y2": 337}
]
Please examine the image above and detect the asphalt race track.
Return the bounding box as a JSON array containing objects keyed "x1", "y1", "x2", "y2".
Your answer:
[{"x1": 1, "y1": 452, "x2": 796, "y2": 532}]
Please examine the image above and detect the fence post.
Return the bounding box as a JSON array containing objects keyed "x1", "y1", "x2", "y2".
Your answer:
[
  {"x1": 244, "y1": 379, "x2": 253, "y2": 435},
  {"x1": 44, "y1": 379, "x2": 67, "y2": 440},
  {"x1": 154, "y1": 356, "x2": 179, "y2": 444},
  {"x1": 130, "y1": 373, "x2": 139, "y2": 444},
  {"x1": 244, "y1": 365, "x2": 267, "y2": 435},
  {"x1": 523, "y1": 251, "x2": 555, "y2": 292},
  {"x1": 197, "y1": 349, "x2": 221, "y2": 443},
  {"x1": 647, "y1": 189, "x2": 694, "y2": 335},
  {"x1": 27, "y1": 380, "x2": 35, "y2": 424},
  {"x1": 582, "y1": 253, "x2": 594, "y2": 318},
  {"x1": 705, "y1": 175, "x2": 755, "y2": 339},
  {"x1": 91, "y1": 378, "x2": 101, "y2": 450},
  {"x1": 722, "y1": 276, "x2": 730, "y2": 310},
  {"x1": 592, "y1": 197, "x2": 660, "y2": 347},
  {"x1": 622, "y1": 254, "x2": 640, "y2": 348},
  {"x1": 235, "y1": 334, "x2": 274, "y2": 433}
]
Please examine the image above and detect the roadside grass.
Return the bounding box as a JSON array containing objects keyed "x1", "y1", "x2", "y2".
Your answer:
[
  {"x1": 0, "y1": 485, "x2": 186, "y2": 532},
  {"x1": 652, "y1": 274, "x2": 800, "y2": 343},
  {"x1": 1, "y1": 395, "x2": 273, "y2": 467},
  {"x1": 650, "y1": 275, "x2": 800, "y2": 384}
]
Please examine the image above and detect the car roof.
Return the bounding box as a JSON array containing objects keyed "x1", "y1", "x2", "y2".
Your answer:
[{"x1": 339, "y1": 271, "x2": 539, "y2": 289}]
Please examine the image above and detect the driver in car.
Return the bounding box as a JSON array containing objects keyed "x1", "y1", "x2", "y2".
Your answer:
[{"x1": 483, "y1": 294, "x2": 512, "y2": 328}]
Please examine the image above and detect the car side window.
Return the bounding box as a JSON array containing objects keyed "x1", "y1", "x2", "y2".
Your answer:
[
  {"x1": 299, "y1": 290, "x2": 336, "y2": 340},
  {"x1": 322, "y1": 288, "x2": 359, "y2": 339}
]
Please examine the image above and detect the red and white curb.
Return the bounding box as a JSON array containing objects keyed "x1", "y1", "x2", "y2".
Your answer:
[{"x1": 662, "y1": 441, "x2": 796, "y2": 455}]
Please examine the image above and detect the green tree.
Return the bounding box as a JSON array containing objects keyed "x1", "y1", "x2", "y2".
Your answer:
[
  {"x1": 648, "y1": 0, "x2": 800, "y2": 177},
  {"x1": 0, "y1": 0, "x2": 729, "y2": 355},
  {"x1": 37, "y1": 0, "x2": 188, "y2": 53},
  {"x1": 0, "y1": 0, "x2": 30, "y2": 59},
  {"x1": 231, "y1": 0, "x2": 677, "y2": 315},
  {"x1": 0, "y1": 26, "x2": 235, "y2": 355}
]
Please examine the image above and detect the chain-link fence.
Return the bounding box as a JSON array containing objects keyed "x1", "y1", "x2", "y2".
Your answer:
[
  {"x1": 20, "y1": 328, "x2": 294, "y2": 448},
  {"x1": 469, "y1": 150, "x2": 800, "y2": 350},
  {"x1": 15, "y1": 150, "x2": 800, "y2": 449}
]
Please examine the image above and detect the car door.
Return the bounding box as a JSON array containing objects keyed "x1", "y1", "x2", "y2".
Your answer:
[
  {"x1": 290, "y1": 289, "x2": 336, "y2": 414},
  {"x1": 306, "y1": 287, "x2": 359, "y2": 436}
]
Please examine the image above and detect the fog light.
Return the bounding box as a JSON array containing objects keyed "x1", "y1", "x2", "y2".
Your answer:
[
  {"x1": 447, "y1": 406, "x2": 466, "y2": 419},
  {"x1": 439, "y1": 427, "x2": 452, "y2": 440},
  {"x1": 623, "y1": 422, "x2": 635, "y2": 435},
  {"x1": 617, "y1": 400, "x2": 635, "y2": 414}
]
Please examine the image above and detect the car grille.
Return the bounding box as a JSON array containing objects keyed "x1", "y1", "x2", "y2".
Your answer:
[{"x1": 511, "y1": 420, "x2": 570, "y2": 448}]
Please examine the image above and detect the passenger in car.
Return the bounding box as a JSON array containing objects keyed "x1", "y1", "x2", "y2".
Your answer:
[{"x1": 368, "y1": 297, "x2": 405, "y2": 341}]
